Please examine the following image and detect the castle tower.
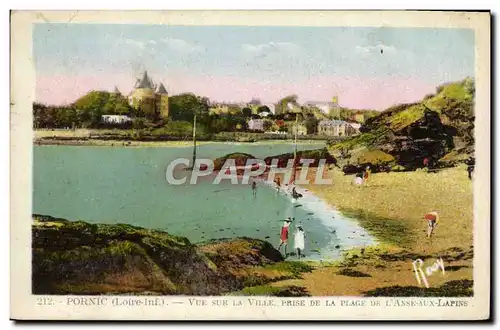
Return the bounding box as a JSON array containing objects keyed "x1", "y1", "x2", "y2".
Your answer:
[
  {"x1": 155, "y1": 82, "x2": 169, "y2": 119},
  {"x1": 129, "y1": 71, "x2": 156, "y2": 117}
]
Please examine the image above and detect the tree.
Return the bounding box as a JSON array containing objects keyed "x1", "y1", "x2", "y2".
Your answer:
[
  {"x1": 73, "y1": 90, "x2": 133, "y2": 126},
  {"x1": 169, "y1": 93, "x2": 210, "y2": 122},
  {"x1": 304, "y1": 115, "x2": 319, "y2": 134},
  {"x1": 241, "y1": 107, "x2": 252, "y2": 117}
]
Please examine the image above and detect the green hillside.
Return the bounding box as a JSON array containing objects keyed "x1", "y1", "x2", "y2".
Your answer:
[{"x1": 329, "y1": 78, "x2": 475, "y2": 170}]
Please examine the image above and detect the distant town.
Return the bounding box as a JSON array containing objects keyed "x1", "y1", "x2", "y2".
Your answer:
[{"x1": 33, "y1": 71, "x2": 380, "y2": 140}]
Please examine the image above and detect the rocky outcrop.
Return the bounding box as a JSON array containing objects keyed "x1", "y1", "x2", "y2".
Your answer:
[
  {"x1": 213, "y1": 153, "x2": 257, "y2": 170},
  {"x1": 32, "y1": 214, "x2": 284, "y2": 295},
  {"x1": 330, "y1": 78, "x2": 475, "y2": 170},
  {"x1": 263, "y1": 148, "x2": 337, "y2": 168}
]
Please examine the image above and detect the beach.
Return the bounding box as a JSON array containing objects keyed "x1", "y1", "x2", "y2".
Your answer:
[{"x1": 260, "y1": 166, "x2": 474, "y2": 296}]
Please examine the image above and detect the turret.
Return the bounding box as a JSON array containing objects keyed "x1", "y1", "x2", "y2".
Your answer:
[{"x1": 155, "y1": 82, "x2": 168, "y2": 95}]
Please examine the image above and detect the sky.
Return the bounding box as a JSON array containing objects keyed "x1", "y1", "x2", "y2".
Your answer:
[{"x1": 34, "y1": 24, "x2": 474, "y2": 110}]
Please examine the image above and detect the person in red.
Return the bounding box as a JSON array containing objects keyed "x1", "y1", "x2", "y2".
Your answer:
[
  {"x1": 278, "y1": 218, "x2": 293, "y2": 256},
  {"x1": 424, "y1": 211, "x2": 439, "y2": 238},
  {"x1": 423, "y1": 157, "x2": 430, "y2": 168}
]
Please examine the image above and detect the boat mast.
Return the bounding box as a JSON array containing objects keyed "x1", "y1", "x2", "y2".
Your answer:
[
  {"x1": 292, "y1": 114, "x2": 298, "y2": 183},
  {"x1": 192, "y1": 113, "x2": 197, "y2": 170}
]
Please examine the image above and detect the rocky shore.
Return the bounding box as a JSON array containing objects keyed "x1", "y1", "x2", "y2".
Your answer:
[{"x1": 32, "y1": 214, "x2": 313, "y2": 296}]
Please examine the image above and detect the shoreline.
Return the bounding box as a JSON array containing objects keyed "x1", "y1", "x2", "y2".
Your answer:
[
  {"x1": 33, "y1": 138, "x2": 327, "y2": 148},
  {"x1": 263, "y1": 180, "x2": 377, "y2": 260}
]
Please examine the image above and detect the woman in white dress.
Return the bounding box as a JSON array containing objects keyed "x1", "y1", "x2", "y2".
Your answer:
[{"x1": 294, "y1": 226, "x2": 305, "y2": 259}]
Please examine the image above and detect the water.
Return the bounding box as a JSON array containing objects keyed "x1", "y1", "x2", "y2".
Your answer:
[{"x1": 33, "y1": 142, "x2": 375, "y2": 260}]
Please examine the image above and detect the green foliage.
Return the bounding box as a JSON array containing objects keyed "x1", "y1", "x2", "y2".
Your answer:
[
  {"x1": 153, "y1": 121, "x2": 193, "y2": 137},
  {"x1": 34, "y1": 91, "x2": 135, "y2": 129},
  {"x1": 169, "y1": 93, "x2": 209, "y2": 122},
  {"x1": 303, "y1": 115, "x2": 319, "y2": 134},
  {"x1": 33, "y1": 103, "x2": 78, "y2": 129},
  {"x1": 207, "y1": 114, "x2": 247, "y2": 133},
  {"x1": 73, "y1": 91, "x2": 133, "y2": 123},
  {"x1": 241, "y1": 107, "x2": 252, "y2": 117}
]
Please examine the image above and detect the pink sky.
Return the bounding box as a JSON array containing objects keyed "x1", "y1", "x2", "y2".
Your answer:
[{"x1": 36, "y1": 73, "x2": 437, "y2": 111}]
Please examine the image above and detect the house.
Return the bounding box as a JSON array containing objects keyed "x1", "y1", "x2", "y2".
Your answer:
[
  {"x1": 304, "y1": 101, "x2": 339, "y2": 115},
  {"x1": 248, "y1": 118, "x2": 265, "y2": 132},
  {"x1": 289, "y1": 123, "x2": 308, "y2": 136},
  {"x1": 317, "y1": 120, "x2": 357, "y2": 137},
  {"x1": 101, "y1": 115, "x2": 133, "y2": 124},
  {"x1": 347, "y1": 122, "x2": 362, "y2": 134}
]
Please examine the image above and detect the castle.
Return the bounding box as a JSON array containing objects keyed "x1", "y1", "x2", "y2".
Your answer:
[{"x1": 127, "y1": 71, "x2": 169, "y2": 119}]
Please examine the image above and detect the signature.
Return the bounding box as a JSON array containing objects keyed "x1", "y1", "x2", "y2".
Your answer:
[{"x1": 412, "y1": 258, "x2": 445, "y2": 288}]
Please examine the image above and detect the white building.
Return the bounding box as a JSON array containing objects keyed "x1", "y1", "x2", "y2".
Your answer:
[
  {"x1": 304, "y1": 101, "x2": 339, "y2": 115},
  {"x1": 317, "y1": 120, "x2": 357, "y2": 137},
  {"x1": 101, "y1": 115, "x2": 133, "y2": 124},
  {"x1": 248, "y1": 118, "x2": 265, "y2": 132}
]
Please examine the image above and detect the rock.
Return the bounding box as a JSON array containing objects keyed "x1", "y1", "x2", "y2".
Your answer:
[
  {"x1": 32, "y1": 214, "x2": 283, "y2": 296},
  {"x1": 335, "y1": 245, "x2": 340, "y2": 249}
]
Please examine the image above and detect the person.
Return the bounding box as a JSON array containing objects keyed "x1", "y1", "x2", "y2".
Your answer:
[
  {"x1": 292, "y1": 186, "x2": 303, "y2": 199},
  {"x1": 353, "y1": 171, "x2": 364, "y2": 186},
  {"x1": 275, "y1": 177, "x2": 281, "y2": 194},
  {"x1": 294, "y1": 225, "x2": 305, "y2": 259},
  {"x1": 423, "y1": 157, "x2": 429, "y2": 168},
  {"x1": 251, "y1": 181, "x2": 257, "y2": 196},
  {"x1": 467, "y1": 165, "x2": 474, "y2": 180},
  {"x1": 363, "y1": 166, "x2": 371, "y2": 184},
  {"x1": 424, "y1": 211, "x2": 439, "y2": 238},
  {"x1": 278, "y1": 218, "x2": 293, "y2": 256}
]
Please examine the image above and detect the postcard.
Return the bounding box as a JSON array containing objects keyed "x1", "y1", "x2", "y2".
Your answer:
[{"x1": 10, "y1": 10, "x2": 491, "y2": 321}]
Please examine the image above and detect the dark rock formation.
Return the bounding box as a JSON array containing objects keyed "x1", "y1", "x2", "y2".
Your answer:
[{"x1": 32, "y1": 214, "x2": 284, "y2": 296}]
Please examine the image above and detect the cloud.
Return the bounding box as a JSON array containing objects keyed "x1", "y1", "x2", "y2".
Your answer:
[
  {"x1": 160, "y1": 37, "x2": 205, "y2": 53},
  {"x1": 120, "y1": 38, "x2": 157, "y2": 50},
  {"x1": 118, "y1": 37, "x2": 204, "y2": 54},
  {"x1": 355, "y1": 44, "x2": 397, "y2": 54},
  {"x1": 241, "y1": 42, "x2": 300, "y2": 58}
]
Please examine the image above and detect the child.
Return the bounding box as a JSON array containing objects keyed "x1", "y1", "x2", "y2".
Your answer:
[
  {"x1": 294, "y1": 226, "x2": 305, "y2": 259},
  {"x1": 363, "y1": 166, "x2": 371, "y2": 184},
  {"x1": 278, "y1": 218, "x2": 293, "y2": 256}
]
